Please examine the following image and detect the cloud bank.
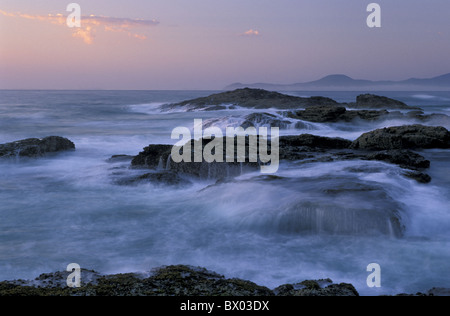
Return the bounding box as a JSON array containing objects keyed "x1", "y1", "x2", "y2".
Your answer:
[{"x1": 0, "y1": 9, "x2": 159, "y2": 44}]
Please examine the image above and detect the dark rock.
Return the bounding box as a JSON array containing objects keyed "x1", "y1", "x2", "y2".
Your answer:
[
  {"x1": 131, "y1": 145, "x2": 172, "y2": 168},
  {"x1": 364, "y1": 150, "x2": 431, "y2": 170},
  {"x1": 288, "y1": 106, "x2": 391, "y2": 123},
  {"x1": 351, "y1": 125, "x2": 450, "y2": 150},
  {"x1": 0, "y1": 265, "x2": 364, "y2": 296},
  {"x1": 342, "y1": 109, "x2": 390, "y2": 121},
  {"x1": 279, "y1": 134, "x2": 352, "y2": 150},
  {"x1": 274, "y1": 279, "x2": 358, "y2": 296},
  {"x1": 161, "y1": 88, "x2": 339, "y2": 111},
  {"x1": 131, "y1": 138, "x2": 260, "y2": 180},
  {"x1": 0, "y1": 136, "x2": 75, "y2": 158},
  {"x1": 354, "y1": 94, "x2": 418, "y2": 110},
  {"x1": 289, "y1": 105, "x2": 347, "y2": 123},
  {"x1": 403, "y1": 171, "x2": 432, "y2": 184}
]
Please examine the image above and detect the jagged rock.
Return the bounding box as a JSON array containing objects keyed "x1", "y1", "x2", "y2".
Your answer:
[
  {"x1": 351, "y1": 125, "x2": 450, "y2": 150},
  {"x1": 0, "y1": 136, "x2": 75, "y2": 158}
]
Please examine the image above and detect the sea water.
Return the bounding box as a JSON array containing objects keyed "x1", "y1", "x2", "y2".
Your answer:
[{"x1": 0, "y1": 90, "x2": 449, "y2": 295}]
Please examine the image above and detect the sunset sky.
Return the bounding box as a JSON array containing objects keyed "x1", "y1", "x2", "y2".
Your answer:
[{"x1": 1, "y1": 0, "x2": 450, "y2": 90}]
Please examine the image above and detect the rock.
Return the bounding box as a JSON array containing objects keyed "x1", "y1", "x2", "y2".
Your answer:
[
  {"x1": 364, "y1": 150, "x2": 430, "y2": 170},
  {"x1": 131, "y1": 138, "x2": 260, "y2": 180},
  {"x1": 279, "y1": 134, "x2": 352, "y2": 150},
  {"x1": 289, "y1": 105, "x2": 347, "y2": 123},
  {"x1": 0, "y1": 265, "x2": 362, "y2": 296},
  {"x1": 274, "y1": 280, "x2": 359, "y2": 296},
  {"x1": 342, "y1": 109, "x2": 390, "y2": 121},
  {"x1": 0, "y1": 136, "x2": 75, "y2": 158},
  {"x1": 353, "y1": 94, "x2": 418, "y2": 110},
  {"x1": 351, "y1": 125, "x2": 450, "y2": 150},
  {"x1": 161, "y1": 88, "x2": 339, "y2": 111},
  {"x1": 288, "y1": 106, "x2": 391, "y2": 123},
  {"x1": 403, "y1": 171, "x2": 432, "y2": 184},
  {"x1": 131, "y1": 145, "x2": 173, "y2": 168}
]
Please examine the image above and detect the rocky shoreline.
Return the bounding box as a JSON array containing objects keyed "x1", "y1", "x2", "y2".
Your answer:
[{"x1": 0, "y1": 265, "x2": 448, "y2": 296}]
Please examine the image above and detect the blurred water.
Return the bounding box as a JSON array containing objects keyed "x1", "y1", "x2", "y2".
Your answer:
[{"x1": 0, "y1": 90, "x2": 449, "y2": 295}]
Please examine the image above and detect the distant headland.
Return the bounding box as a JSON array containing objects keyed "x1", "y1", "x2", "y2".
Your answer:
[{"x1": 225, "y1": 73, "x2": 450, "y2": 91}]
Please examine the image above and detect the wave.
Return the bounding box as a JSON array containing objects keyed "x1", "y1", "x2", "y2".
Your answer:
[
  {"x1": 126, "y1": 103, "x2": 165, "y2": 115},
  {"x1": 412, "y1": 94, "x2": 450, "y2": 102}
]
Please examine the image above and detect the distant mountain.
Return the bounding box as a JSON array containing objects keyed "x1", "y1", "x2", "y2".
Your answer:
[{"x1": 225, "y1": 73, "x2": 450, "y2": 91}]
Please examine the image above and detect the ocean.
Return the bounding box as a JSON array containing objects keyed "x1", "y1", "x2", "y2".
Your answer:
[{"x1": 0, "y1": 90, "x2": 449, "y2": 295}]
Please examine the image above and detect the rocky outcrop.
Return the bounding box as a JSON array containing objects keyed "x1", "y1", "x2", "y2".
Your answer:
[
  {"x1": 351, "y1": 125, "x2": 450, "y2": 150},
  {"x1": 131, "y1": 139, "x2": 259, "y2": 180},
  {"x1": 351, "y1": 94, "x2": 418, "y2": 110},
  {"x1": 161, "y1": 88, "x2": 339, "y2": 111},
  {"x1": 0, "y1": 136, "x2": 75, "y2": 158},
  {"x1": 126, "y1": 129, "x2": 441, "y2": 184},
  {"x1": 0, "y1": 265, "x2": 359, "y2": 296}
]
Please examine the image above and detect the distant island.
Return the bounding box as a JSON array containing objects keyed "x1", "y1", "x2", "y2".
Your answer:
[{"x1": 225, "y1": 73, "x2": 450, "y2": 91}]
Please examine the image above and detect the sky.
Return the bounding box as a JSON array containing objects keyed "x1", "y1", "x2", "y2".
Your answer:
[{"x1": 1, "y1": 0, "x2": 450, "y2": 90}]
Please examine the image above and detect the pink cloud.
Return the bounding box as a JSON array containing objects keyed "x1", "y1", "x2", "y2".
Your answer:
[
  {"x1": 0, "y1": 9, "x2": 159, "y2": 44},
  {"x1": 241, "y1": 29, "x2": 260, "y2": 37}
]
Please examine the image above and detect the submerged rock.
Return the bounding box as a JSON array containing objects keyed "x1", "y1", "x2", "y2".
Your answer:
[
  {"x1": 0, "y1": 136, "x2": 75, "y2": 158},
  {"x1": 351, "y1": 125, "x2": 450, "y2": 150}
]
